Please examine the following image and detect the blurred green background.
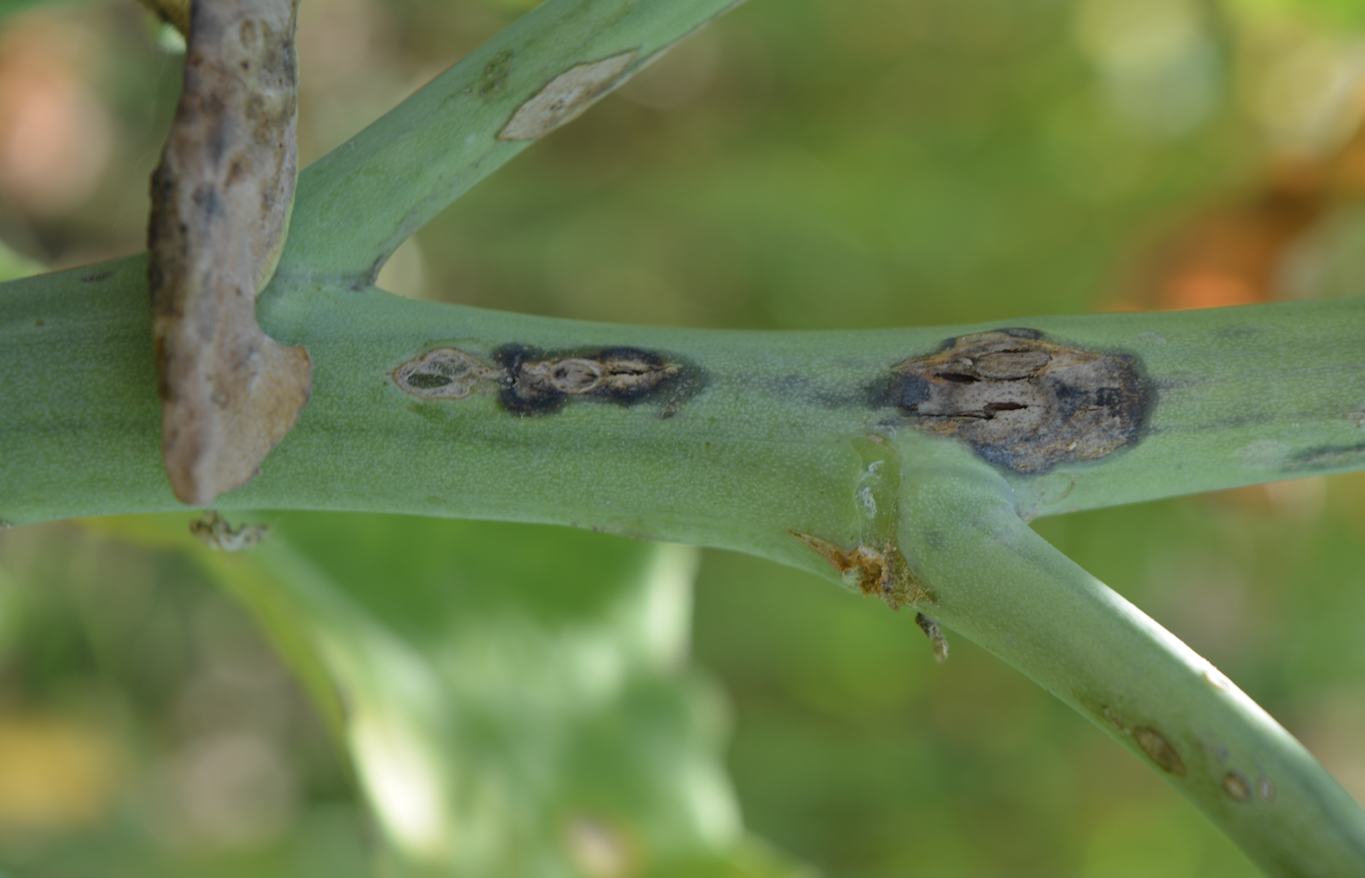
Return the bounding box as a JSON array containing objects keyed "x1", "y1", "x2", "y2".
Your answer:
[{"x1": 2, "y1": 0, "x2": 1365, "y2": 875}]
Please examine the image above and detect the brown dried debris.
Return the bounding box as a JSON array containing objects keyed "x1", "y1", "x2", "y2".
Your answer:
[
  {"x1": 873, "y1": 330, "x2": 1148, "y2": 473},
  {"x1": 914, "y1": 613, "x2": 949, "y2": 663},
  {"x1": 149, "y1": 0, "x2": 311, "y2": 506},
  {"x1": 190, "y1": 510, "x2": 269, "y2": 552},
  {"x1": 789, "y1": 531, "x2": 931, "y2": 610}
]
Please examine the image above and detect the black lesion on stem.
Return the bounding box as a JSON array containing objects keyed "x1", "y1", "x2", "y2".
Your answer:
[
  {"x1": 492, "y1": 344, "x2": 700, "y2": 417},
  {"x1": 1285, "y1": 442, "x2": 1365, "y2": 472},
  {"x1": 868, "y1": 329, "x2": 1152, "y2": 473}
]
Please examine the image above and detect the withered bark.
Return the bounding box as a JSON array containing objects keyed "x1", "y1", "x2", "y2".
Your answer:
[{"x1": 148, "y1": 0, "x2": 311, "y2": 506}]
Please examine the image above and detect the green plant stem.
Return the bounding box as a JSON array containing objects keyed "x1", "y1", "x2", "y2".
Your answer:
[
  {"x1": 5, "y1": 259, "x2": 1365, "y2": 876},
  {"x1": 281, "y1": 0, "x2": 743, "y2": 281},
  {"x1": 896, "y1": 436, "x2": 1365, "y2": 878},
  {"x1": 3, "y1": 265, "x2": 1362, "y2": 540},
  {"x1": 5, "y1": 0, "x2": 1361, "y2": 871}
]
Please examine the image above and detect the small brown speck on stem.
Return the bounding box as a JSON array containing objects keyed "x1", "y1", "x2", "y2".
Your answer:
[
  {"x1": 1133, "y1": 727, "x2": 1186, "y2": 776},
  {"x1": 1224, "y1": 771, "x2": 1253, "y2": 803}
]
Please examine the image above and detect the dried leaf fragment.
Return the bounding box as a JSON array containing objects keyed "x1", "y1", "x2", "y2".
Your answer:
[{"x1": 149, "y1": 0, "x2": 311, "y2": 506}]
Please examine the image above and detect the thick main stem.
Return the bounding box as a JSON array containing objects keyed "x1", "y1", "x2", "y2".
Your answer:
[
  {"x1": 4, "y1": 263, "x2": 1365, "y2": 874},
  {"x1": 3, "y1": 263, "x2": 1363, "y2": 543}
]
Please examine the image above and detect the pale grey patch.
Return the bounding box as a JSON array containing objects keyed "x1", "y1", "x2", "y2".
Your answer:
[
  {"x1": 391, "y1": 348, "x2": 501, "y2": 400},
  {"x1": 498, "y1": 51, "x2": 638, "y2": 141},
  {"x1": 1237, "y1": 439, "x2": 1289, "y2": 469}
]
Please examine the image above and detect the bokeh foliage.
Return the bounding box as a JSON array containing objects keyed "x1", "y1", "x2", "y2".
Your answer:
[{"x1": 1, "y1": 0, "x2": 1364, "y2": 875}]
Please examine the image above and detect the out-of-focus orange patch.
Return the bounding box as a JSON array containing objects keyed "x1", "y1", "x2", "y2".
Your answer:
[
  {"x1": 0, "y1": 15, "x2": 113, "y2": 217},
  {"x1": 1113, "y1": 94, "x2": 1365, "y2": 312},
  {"x1": 0, "y1": 714, "x2": 121, "y2": 834},
  {"x1": 1189, "y1": 476, "x2": 1332, "y2": 523},
  {"x1": 1134, "y1": 166, "x2": 1327, "y2": 311},
  {"x1": 1194, "y1": 484, "x2": 1275, "y2": 514},
  {"x1": 1165, "y1": 270, "x2": 1259, "y2": 310}
]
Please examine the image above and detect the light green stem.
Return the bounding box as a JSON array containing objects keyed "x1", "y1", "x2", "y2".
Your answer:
[
  {"x1": 3, "y1": 266, "x2": 1362, "y2": 540},
  {"x1": 896, "y1": 436, "x2": 1365, "y2": 878},
  {"x1": 4, "y1": 212, "x2": 1364, "y2": 878},
  {"x1": 9, "y1": 269, "x2": 1360, "y2": 875},
  {"x1": 281, "y1": 0, "x2": 743, "y2": 281},
  {"x1": 2, "y1": 0, "x2": 1363, "y2": 871}
]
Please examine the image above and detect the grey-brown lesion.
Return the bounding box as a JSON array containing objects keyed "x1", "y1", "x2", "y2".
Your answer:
[
  {"x1": 870, "y1": 329, "x2": 1151, "y2": 473},
  {"x1": 494, "y1": 344, "x2": 695, "y2": 415},
  {"x1": 390, "y1": 344, "x2": 698, "y2": 417},
  {"x1": 1285, "y1": 442, "x2": 1365, "y2": 472},
  {"x1": 390, "y1": 348, "x2": 500, "y2": 400}
]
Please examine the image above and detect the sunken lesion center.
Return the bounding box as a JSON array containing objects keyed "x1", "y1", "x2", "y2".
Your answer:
[
  {"x1": 391, "y1": 344, "x2": 696, "y2": 417},
  {"x1": 872, "y1": 330, "x2": 1150, "y2": 473},
  {"x1": 520, "y1": 354, "x2": 680, "y2": 397}
]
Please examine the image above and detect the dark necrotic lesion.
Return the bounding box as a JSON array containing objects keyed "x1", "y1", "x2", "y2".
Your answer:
[
  {"x1": 1286, "y1": 442, "x2": 1365, "y2": 472},
  {"x1": 493, "y1": 344, "x2": 696, "y2": 416},
  {"x1": 869, "y1": 330, "x2": 1151, "y2": 473}
]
